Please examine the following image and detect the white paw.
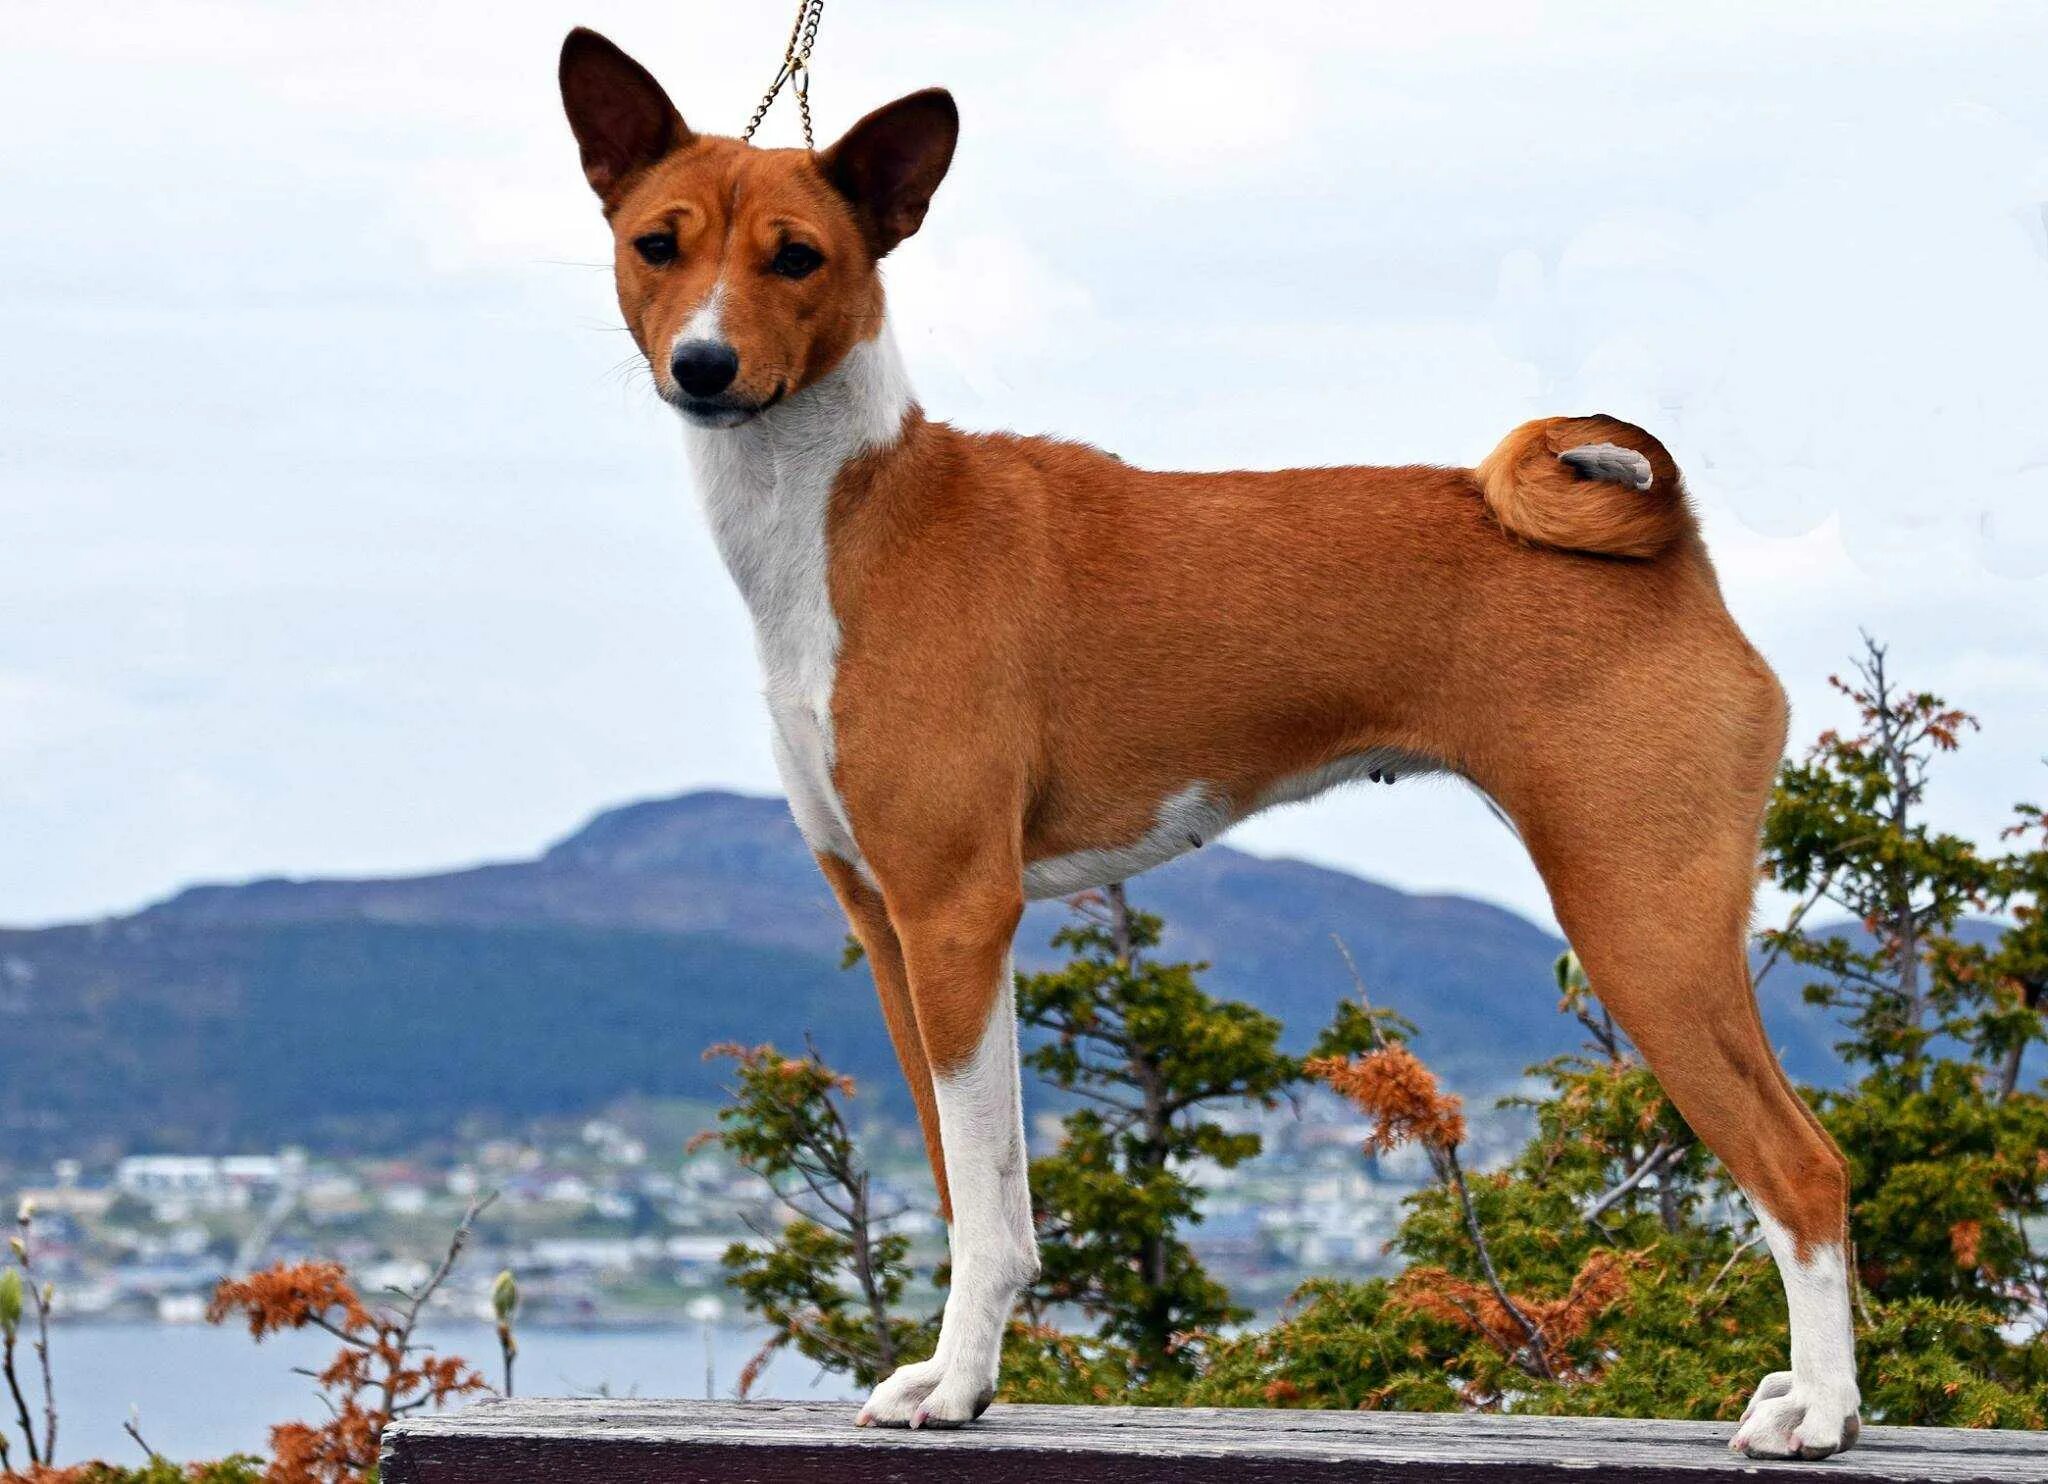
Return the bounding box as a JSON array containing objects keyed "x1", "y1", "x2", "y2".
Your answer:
[
  {"x1": 1731, "y1": 1371, "x2": 1862, "y2": 1460},
  {"x1": 853, "y1": 1355, "x2": 996, "y2": 1430},
  {"x1": 856, "y1": 1357, "x2": 947, "y2": 1427},
  {"x1": 908, "y1": 1367, "x2": 996, "y2": 1430}
]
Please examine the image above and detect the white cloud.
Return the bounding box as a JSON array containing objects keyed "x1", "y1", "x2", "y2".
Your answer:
[
  {"x1": 1106, "y1": 48, "x2": 1309, "y2": 173},
  {"x1": 888, "y1": 232, "x2": 1102, "y2": 412}
]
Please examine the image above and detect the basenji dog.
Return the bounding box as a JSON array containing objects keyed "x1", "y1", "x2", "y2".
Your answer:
[{"x1": 559, "y1": 27, "x2": 1859, "y2": 1457}]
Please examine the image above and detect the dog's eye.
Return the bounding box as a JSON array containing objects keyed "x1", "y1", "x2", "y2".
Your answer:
[
  {"x1": 770, "y1": 242, "x2": 823, "y2": 279},
  {"x1": 632, "y1": 232, "x2": 678, "y2": 266}
]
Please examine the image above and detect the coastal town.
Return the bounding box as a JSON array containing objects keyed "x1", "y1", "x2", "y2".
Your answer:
[{"x1": 2, "y1": 1093, "x2": 1530, "y2": 1332}]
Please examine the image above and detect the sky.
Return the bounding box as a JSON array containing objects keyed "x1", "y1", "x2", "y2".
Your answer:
[{"x1": 3, "y1": 1, "x2": 2046, "y2": 931}]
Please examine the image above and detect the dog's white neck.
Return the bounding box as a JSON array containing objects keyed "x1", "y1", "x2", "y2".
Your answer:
[
  {"x1": 680, "y1": 322, "x2": 912, "y2": 868},
  {"x1": 681, "y1": 323, "x2": 913, "y2": 650}
]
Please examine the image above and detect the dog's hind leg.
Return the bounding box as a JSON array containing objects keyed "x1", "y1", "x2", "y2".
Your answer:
[{"x1": 1501, "y1": 707, "x2": 1861, "y2": 1458}]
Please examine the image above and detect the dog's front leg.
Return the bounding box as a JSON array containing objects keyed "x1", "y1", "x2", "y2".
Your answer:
[{"x1": 857, "y1": 873, "x2": 1035, "y2": 1429}]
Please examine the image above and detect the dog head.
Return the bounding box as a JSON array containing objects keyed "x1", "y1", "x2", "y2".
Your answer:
[{"x1": 560, "y1": 28, "x2": 956, "y2": 429}]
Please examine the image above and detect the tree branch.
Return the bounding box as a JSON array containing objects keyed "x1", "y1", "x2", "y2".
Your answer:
[
  {"x1": 780, "y1": 1164, "x2": 858, "y2": 1227},
  {"x1": 1753, "y1": 865, "x2": 1840, "y2": 989},
  {"x1": 3, "y1": 1334, "x2": 38, "y2": 1469},
  {"x1": 301, "y1": 1310, "x2": 375, "y2": 1351},
  {"x1": 1579, "y1": 1140, "x2": 1681, "y2": 1231},
  {"x1": 1060, "y1": 1083, "x2": 1146, "y2": 1117},
  {"x1": 1701, "y1": 1231, "x2": 1765, "y2": 1304},
  {"x1": 14, "y1": 1203, "x2": 56, "y2": 1463},
  {"x1": 1445, "y1": 1148, "x2": 1554, "y2": 1381},
  {"x1": 378, "y1": 1192, "x2": 495, "y2": 1425},
  {"x1": 123, "y1": 1411, "x2": 164, "y2": 1464}
]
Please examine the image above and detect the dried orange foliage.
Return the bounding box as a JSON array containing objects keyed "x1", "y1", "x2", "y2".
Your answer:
[
  {"x1": 701, "y1": 1041, "x2": 856, "y2": 1096},
  {"x1": 733, "y1": 1336, "x2": 775, "y2": 1400},
  {"x1": 1949, "y1": 1218, "x2": 1983, "y2": 1269},
  {"x1": 1392, "y1": 1248, "x2": 1640, "y2": 1373},
  {"x1": 207, "y1": 1262, "x2": 485, "y2": 1484},
  {"x1": 211, "y1": 1262, "x2": 371, "y2": 1340},
  {"x1": 1306, "y1": 1046, "x2": 1467, "y2": 1153}
]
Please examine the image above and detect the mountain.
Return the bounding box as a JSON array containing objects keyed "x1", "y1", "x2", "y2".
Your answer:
[{"x1": 0, "y1": 791, "x2": 1850, "y2": 1157}]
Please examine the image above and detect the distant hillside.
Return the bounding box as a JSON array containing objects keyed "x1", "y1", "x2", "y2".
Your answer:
[
  {"x1": 0, "y1": 791, "x2": 1856, "y2": 1157},
  {"x1": 144, "y1": 791, "x2": 854, "y2": 959}
]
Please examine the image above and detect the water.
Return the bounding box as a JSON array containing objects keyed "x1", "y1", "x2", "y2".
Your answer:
[{"x1": 52, "y1": 1322, "x2": 860, "y2": 1466}]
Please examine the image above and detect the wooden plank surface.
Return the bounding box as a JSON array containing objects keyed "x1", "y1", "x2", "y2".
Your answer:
[{"x1": 382, "y1": 1397, "x2": 2048, "y2": 1483}]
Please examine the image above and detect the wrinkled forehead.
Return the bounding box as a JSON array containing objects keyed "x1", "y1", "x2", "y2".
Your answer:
[{"x1": 610, "y1": 138, "x2": 857, "y2": 245}]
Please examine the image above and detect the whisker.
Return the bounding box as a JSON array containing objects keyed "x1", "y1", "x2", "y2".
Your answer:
[{"x1": 605, "y1": 353, "x2": 659, "y2": 395}]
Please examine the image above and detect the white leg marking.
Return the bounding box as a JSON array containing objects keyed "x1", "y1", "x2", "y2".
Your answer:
[
  {"x1": 859, "y1": 974, "x2": 1035, "y2": 1428},
  {"x1": 1731, "y1": 1207, "x2": 1862, "y2": 1459}
]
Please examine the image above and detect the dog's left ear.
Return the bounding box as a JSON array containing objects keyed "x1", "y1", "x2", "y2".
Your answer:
[{"x1": 819, "y1": 89, "x2": 958, "y2": 258}]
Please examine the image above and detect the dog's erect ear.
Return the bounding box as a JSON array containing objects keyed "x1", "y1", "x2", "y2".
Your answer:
[
  {"x1": 559, "y1": 28, "x2": 690, "y2": 204},
  {"x1": 819, "y1": 89, "x2": 958, "y2": 257}
]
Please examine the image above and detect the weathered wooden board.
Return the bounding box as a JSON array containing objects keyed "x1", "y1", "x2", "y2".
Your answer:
[{"x1": 382, "y1": 1397, "x2": 2048, "y2": 1483}]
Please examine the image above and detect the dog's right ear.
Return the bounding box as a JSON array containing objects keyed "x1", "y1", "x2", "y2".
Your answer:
[{"x1": 559, "y1": 28, "x2": 690, "y2": 206}]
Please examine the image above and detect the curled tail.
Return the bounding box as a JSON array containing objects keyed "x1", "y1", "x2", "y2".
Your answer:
[{"x1": 1473, "y1": 414, "x2": 1693, "y2": 560}]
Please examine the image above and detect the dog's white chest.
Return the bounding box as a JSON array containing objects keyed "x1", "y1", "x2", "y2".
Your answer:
[
  {"x1": 688, "y1": 423, "x2": 859, "y2": 866},
  {"x1": 743, "y1": 516, "x2": 854, "y2": 867},
  {"x1": 680, "y1": 333, "x2": 911, "y2": 871},
  {"x1": 766, "y1": 692, "x2": 855, "y2": 865}
]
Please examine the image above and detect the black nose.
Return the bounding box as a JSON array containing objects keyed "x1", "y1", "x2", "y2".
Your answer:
[{"x1": 670, "y1": 340, "x2": 740, "y2": 399}]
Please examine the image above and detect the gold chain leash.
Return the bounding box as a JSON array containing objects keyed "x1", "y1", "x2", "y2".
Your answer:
[{"x1": 741, "y1": 0, "x2": 827, "y2": 150}]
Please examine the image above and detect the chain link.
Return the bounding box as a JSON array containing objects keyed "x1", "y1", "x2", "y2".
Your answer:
[{"x1": 741, "y1": 0, "x2": 827, "y2": 150}]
